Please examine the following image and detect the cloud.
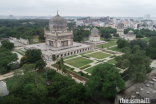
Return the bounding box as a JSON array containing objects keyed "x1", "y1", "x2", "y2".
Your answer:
[{"x1": 0, "y1": 0, "x2": 155, "y2": 17}]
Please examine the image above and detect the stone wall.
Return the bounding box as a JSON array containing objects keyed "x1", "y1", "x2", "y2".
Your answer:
[{"x1": 9, "y1": 37, "x2": 29, "y2": 45}]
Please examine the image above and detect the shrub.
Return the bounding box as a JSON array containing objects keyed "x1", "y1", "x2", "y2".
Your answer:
[
  {"x1": 79, "y1": 64, "x2": 91, "y2": 69},
  {"x1": 71, "y1": 68, "x2": 75, "y2": 70}
]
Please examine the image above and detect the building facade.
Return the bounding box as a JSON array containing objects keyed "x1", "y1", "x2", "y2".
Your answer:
[
  {"x1": 117, "y1": 22, "x2": 124, "y2": 38},
  {"x1": 124, "y1": 30, "x2": 136, "y2": 41},
  {"x1": 44, "y1": 12, "x2": 73, "y2": 48}
]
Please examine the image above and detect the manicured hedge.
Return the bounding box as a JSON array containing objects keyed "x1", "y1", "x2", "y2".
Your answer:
[{"x1": 80, "y1": 64, "x2": 91, "y2": 70}]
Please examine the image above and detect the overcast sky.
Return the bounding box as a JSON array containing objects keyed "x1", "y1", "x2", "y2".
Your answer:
[{"x1": 0, "y1": 0, "x2": 155, "y2": 17}]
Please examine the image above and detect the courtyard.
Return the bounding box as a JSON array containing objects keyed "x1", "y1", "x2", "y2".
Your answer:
[
  {"x1": 87, "y1": 52, "x2": 111, "y2": 59},
  {"x1": 65, "y1": 57, "x2": 93, "y2": 68}
]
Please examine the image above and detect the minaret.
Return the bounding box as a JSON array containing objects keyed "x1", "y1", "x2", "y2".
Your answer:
[{"x1": 57, "y1": 10, "x2": 58, "y2": 15}]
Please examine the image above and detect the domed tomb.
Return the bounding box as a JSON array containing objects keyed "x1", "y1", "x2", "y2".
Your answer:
[
  {"x1": 91, "y1": 27, "x2": 99, "y2": 37},
  {"x1": 89, "y1": 27, "x2": 100, "y2": 42},
  {"x1": 124, "y1": 30, "x2": 136, "y2": 41},
  {"x1": 49, "y1": 13, "x2": 67, "y2": 31},
  {"x1": 44, "y1": 12, "x2": 73, "y2": 48}
]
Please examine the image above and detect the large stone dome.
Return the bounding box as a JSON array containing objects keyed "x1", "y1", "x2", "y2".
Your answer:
[
  {"x1": 49, "y1": 13, "x2": 67, "y2": 31},
  {"x1": 91, "y1": 27, "x2": 99, "y2": 36}
]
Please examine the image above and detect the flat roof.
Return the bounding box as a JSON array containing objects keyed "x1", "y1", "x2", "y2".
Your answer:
[{"x1": 24, "y1": 42, "x2": 91, "y2": 56}]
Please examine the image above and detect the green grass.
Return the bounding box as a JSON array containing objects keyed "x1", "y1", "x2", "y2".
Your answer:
[
  {"x1": 79, "y1": 51, "x2": 94, "y2": 55},
  {"x1": 65, "y1": 57, "x2": 93, "y2": 68},
  {"x1": 141, "y1": 37, "x2": 150, "y2": 42},
  {"x1": 64, "y1": 55, "x2": 78, "y2": 59},
  {"x1": 87, "y1": 52, "x2": 111, "y2": 59},
  {"x1": 85, "y1": 64, "x2": 101, "y2": 74},
  {"x1": 15, "y1": 51, "x2": 25, "y2": 56},
  {"x1": 97, "y1": 40, "x2": 117, "y2": 48},
  {"x1": 108, "y1": 46, "x2": 122, "y2": 52},
  {"x1": 107, "y1": 59, "x2": 117, "y2": 64}
]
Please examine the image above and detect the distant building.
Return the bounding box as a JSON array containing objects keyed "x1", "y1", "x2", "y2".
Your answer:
[
  {"x1": 117, "y1": 22, "x2": 124, "y2": 37},
  {"x1": 144, "y1": 14, "x2": 150, "y2": 19}
]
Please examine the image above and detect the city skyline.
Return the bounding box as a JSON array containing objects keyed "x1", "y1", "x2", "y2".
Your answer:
[{"x1": 0, "y1": 0, "x2": 156, "y2": 17}]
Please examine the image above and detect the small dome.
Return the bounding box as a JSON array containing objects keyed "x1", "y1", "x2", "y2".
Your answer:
[
  {"x1": 49, "y1": 13, "x2": 67, "y2": 31},
  {"x1": 128, "y1": 30, "x2": 134, "y2": 34},
  {"x1": 117, "y1": 22, "x2": 124, "y2": 28},
  {"x1": 91, "y1": 27, "x2": 99, "y2": 36}
]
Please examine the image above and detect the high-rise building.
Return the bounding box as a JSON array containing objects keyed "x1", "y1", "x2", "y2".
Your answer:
[{"x1": 144, "y1": 14, "x2": 150, "y2": 19}]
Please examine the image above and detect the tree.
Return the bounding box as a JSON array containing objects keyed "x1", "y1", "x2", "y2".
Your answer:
[
  {"x1": 115, "y1": 45, "x2": 152, "y2": 83},
  {"x1": 136, "y1": 32, "x2": 144, "y2": 38},
  {"x1": 103, "y1": 34, "x2": 112, "y2": 40},
  {"x1": 38, "y1": 32, "x2": 45, "y2": 42},
  {"x1": 35, "y1": 59, "x2": 47, "y2": 70},
  {"x1": 1, "y1": 40, "x2": 14, "y2": 50},
  {"x1": 117, "y1": 38, "x2": 129, "y2": 48},
  {"x1": 0, "y1": 47, "x2": 18, "y2": 74},
  {"x1": 62, "y1": 66, "x2": 67, "y2": 74},
  {"x1": 146, "y1": 37, "x2": 156, "y2": 59},
  {"x1": 52, "y1": 54, "x2": 57, "y2": 64},
  {"x1": 20, "y1": 64, "x2": 35, "y2": 73},
  {"x1": 85, "y1": 63, "x2": 125, "y2": 98},
  {"x1": 9, "y1": 71, "x2": 47, "y2": 102},
  {"x1": 149, "y1": 37, "x2": 156, "y2": 47},
  {"x1": 20, "y1": 49, "x2": 42, "y2": 66},
  {"x1": 129, "y1": 39, "x2": 147, "y2": 50},
  {"x1": 113, "y1": 34, "x2": 119, "y2": 37},
  {"x1": 2, "y1": 95, "x2": 23, "y2": 104}
]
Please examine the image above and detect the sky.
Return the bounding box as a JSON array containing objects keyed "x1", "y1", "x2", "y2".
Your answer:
[{"x1": 0, "y1": 0, "x2": 155, "y2": 17}]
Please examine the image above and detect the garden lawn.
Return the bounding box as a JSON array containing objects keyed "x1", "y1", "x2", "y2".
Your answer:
[
  {"x1": 108, "y1": 46, "x2": 122, "y2": 52},
  {"x1": 85, "y1": 64, "x2": 101, "y2": 74},
  {"x1": 107, "y1": 59, "x2": 117, "y2": 64},
  {"x1": 141, "y1": 37, "x2": 150, "y2": 42},
  {"x1": 87, "y1": 52, "x2": 111, "y2": 59},
  {"x1": 64, "y1": 55, "x2": 78, "y2": 59},
  {"x1": 97, "y1": 40, "x2": 117, "y2": 48},
  {"x1": 65, "y1": 57, "x2": 93, "y2": 68}
]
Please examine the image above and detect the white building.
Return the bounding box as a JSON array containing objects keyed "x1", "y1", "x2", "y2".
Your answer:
[{"x1": 89, "y1": 27, "x2": 100, "y2": 42}]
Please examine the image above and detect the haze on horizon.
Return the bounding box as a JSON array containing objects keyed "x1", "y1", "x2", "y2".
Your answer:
[{"x1": 0, "y1": 0, "x2": 155, "y2": 17}]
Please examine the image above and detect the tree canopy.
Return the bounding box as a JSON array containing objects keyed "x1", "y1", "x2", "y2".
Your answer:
[
  {"x1": 85, "y1": 63, "x2": 125, "y2": 98},
  {"x1": 20, "y1": 49, "x2": 42, "y2": 66},
  {"x1": 115, "y1": 45, "x2": 152, "y2": 83},
  {"x1": 1, "y1": 40, "x2": 14, "y2": 50},
  {"x1": 117, "y1": 38, "x2": 129, "y2": 48},
  {"x1": 0, "y1": 47, "x2": 18, "y2": 74}
]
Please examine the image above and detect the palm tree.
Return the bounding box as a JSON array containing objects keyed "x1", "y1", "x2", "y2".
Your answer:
[
  {"x1": 52, "y1": 54, "x2": 57, "y2": 64},
  {"x1": 60, "y1": 58, "x2": 64, "y2": 65},
  {"x1": 62, "y1": 66, "x2": 67, "y2": 75}
]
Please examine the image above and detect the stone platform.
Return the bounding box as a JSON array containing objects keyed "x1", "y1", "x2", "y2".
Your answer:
[
  {"x1": 84, "y1": 40, "x2": 107, "y2": 45},
  {"x1": 24, "y1": 42, "x2": 95, "y2": 61}
]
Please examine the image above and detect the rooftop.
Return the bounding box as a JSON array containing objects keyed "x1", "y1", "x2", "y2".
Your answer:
[{"x1": 24, "y1": 42, "x2": 91, "y2": 55}]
